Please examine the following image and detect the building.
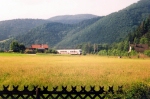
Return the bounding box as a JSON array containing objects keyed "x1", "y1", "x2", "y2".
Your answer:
[
  {"x1": 129, "y1": 44, "x2": 149, "y2": 53},
  {"x1": 26, "y1": 44, "x2": 49, "y2": 53},
  {"x1": 57, "y1": 49, "x2": 82, "y2": 55},
  {"x1": 31, "y1": 44, "x2": 48, "y2": 50}
]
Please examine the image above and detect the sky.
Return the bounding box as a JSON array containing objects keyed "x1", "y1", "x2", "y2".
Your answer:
[{"x1": 0, "y1": 0, "x2": 140, "y2": 21}]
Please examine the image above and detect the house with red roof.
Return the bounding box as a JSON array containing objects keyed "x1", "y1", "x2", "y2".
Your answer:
[
  {"x1": 26, "y1": 44, "x2": 49, "y2": 53},
  {"x1": 129, "y1": 44, "x2": 149, "y2": 53},
  {"x1": 31, "y1": 44, "x2": 48, "y2": 50}
]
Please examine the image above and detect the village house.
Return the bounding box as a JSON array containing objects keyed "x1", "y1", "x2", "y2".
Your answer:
[
  {"x1": 129, "y1": 44, "x2": 149, "y2": 53},
  {"x1": 26, "y1": 44, "x2": 49, "y2": 53}
]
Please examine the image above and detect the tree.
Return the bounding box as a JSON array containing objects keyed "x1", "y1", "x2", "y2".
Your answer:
[
  {"x1": 19, "y1": 44, "x2": 26, "y2": 53},
  {"x1": 117, "y1": 42, "x2": 124, "y2": 51},
  {"x1": 123, "y1": 41, "x2": 129, "y2": 51},
  {"x1": 10, "y1": 41, "x2": 20, "y2": 52},
  {"x1": 10, "y1": 41, "x2": 26, "y2": 52},
  {"x1": 144, "y1": 50, "x2": 150, "y2": 57},
  {"x1": 134, "y1": 37, "x2": 140, "y2": 44},
  {"x1": 140, "y1": 37, "x2": 148, "y2": 44}
]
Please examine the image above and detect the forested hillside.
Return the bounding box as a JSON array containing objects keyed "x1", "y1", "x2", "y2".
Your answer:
[
  {"x1": 0, "y1": 19, "x2": 48, "y2": 41},
  {"x1": 127, "y1": 15, "x2": 150, "y2": 45},
  {"x1": 98, "y1": 15, "x2": 150, "y2": 56},
  {"x1": 0, "y1": 14, "x2": 97, "y2": 42},
  {"x1": 75, "y1": 15, "x2": 150, "y2": 55},
  {"x1": 55, "y1": 0, "x2": 150, "y2": 48},
  {"x1": 15, "y1": 17, "x2": 101, "y2": 48},
  {"x1": 1, "y1": 0, "x2": 150, "y2": 50},
  {"x1": 16, "y1": 23, "x2": 73, "y2": 47},
  {"x1": 48, "y1": 14, "x2": 99, "y2": 24},
  {"x1": 13, "y1": 0, "x2": 150, "y2": 49}
]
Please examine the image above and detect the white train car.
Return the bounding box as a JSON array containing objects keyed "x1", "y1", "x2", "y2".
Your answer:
[{"x1": 57, "y1": 49, "x2": 82, "y2": 55}]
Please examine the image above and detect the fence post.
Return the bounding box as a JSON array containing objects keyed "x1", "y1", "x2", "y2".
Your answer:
[{"x1": 36, "y1": 88, "x2": 40, "y2": 99}]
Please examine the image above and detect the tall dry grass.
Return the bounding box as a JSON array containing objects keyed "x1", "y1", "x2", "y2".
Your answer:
[{"x1": 0, "y1": 53, "x2": 150, "y2": 90}]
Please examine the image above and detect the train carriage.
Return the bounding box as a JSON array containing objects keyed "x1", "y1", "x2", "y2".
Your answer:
[{"x1": 57, "y1": 49, "x2": 82, "y2": 55}]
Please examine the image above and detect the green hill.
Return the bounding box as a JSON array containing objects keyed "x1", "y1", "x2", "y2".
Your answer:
[
  {"x1": 1, "y1": 0, "x2": 150, "y2": 50},
  {"x1": 15, "y1": 17, "x2": 101, "y2": 48},
  {"x1": 55, "y1": 0, "x2": 150, "y2": 48},
  {"x1": 0, "y1": 19, "x2": 49, "y2": 41},
  {"x1": 0, "y1": 14, "x2": 97, "y2": 42},
  {"x1": 48, "y1": 14, "x2": 99, "y2": 24}
]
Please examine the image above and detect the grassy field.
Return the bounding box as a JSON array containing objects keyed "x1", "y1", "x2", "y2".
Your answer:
[{"x1": 0, "y1": 53, "x2": 150, "y2": 90}]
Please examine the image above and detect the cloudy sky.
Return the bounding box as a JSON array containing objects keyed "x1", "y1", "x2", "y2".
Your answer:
[{"x1": 0, "y1": 0, "x2": 140, "y2": 21}]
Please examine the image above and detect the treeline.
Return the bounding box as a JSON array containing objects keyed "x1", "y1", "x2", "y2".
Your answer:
[
  {"x1": 77, "y1": 15, "x2": 150, "y2": 56},
  {"x1": 76, "y1": 41, "x2": 136, "y2": 56},
  {"x1": 0, "y1": 40, "x2": 58, "y2": 54},
  {"x1": 127, "y1": 15, "x2": 150, "y2": 45}
]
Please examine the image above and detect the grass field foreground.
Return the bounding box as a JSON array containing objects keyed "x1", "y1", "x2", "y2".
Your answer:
[{"x1": 0, "y1": 53, "x2": 150, "y2": 90}]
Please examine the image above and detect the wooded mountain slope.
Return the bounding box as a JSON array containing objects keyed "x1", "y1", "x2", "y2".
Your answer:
[
  {"x1": 0, "y1": 19, "x2": 48, "y2": 41},
  {"x1": 1, "y1": 0, "x2": 150, "y2": 49},
  {"x1": 15, "y1": 17, "x2": 101, "y2": 48},
  {"x1": 127, "y1": 15, "x2": 150, "y2": 45},
  {"x1": 55, "y1": 0, "x2": 150, "y2": 48},
  {"x1": 48, "y1": 14, "x2": 99, "y2": 24},
  {"x1": 0, "y1": 14, "x2": 98, "y2": 42}
]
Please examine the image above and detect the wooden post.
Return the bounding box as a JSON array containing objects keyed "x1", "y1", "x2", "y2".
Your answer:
[{"x1": 36, "y1": 88, "x2": 40, "y2": 99}]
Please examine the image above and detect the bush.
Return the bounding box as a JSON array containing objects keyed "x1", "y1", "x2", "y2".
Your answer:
[
  {"x1": 82, "y1": 51, "x2": 86, "y2": 55},
  {"x1": 98, "y1": 50, "x2": 108, "y2": 56},
  {"x1": 129, "y1": 50, "x2": 138, "y2": 56},
  {"x1": 144, "y1": 50, "x2": 150, "y2": 57},
  {"x1": 98, "y1": 49, "x2": 130, "y2": 56},
  {"x1": 45, "y1": 49, "x2": 57, "y2": 54},
  {"x1": 0, "y1": 50, "x2": 4, "y2": 53},
  {"x1": 125, "y1": 82, "x2": 150, "y2": 99}
]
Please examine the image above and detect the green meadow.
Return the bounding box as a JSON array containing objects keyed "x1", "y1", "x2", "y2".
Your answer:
[{"x1": 0, "y1": 53, "x2": 150, "y2": 91}]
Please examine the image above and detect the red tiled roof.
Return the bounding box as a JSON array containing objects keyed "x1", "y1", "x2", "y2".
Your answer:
[{"x1": 31, "y1": 44, "x2": 48, "y2": 49}]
